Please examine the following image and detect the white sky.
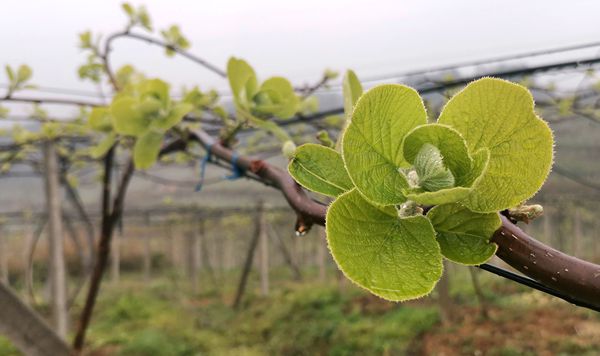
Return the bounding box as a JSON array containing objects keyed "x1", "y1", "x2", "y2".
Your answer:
[{"x1": 1, "y1": 0, "x2": 600, "y2": 99}]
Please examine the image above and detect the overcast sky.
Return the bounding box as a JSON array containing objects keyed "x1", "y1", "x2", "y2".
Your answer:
[{"x1": 2, "y1": 0, "x2": 600, "y2": 101}]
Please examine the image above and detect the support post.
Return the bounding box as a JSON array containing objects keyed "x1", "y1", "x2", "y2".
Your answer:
[
  {"x1": 317, "y1": 226, "x2": 327, "y2": 282},
  {"x1": 111, "y1": 227, "x2": 121, "y2": 284},
  {"x1": 259, "y1": 207, "x2": 269, "y2": 296},
  {"x1": 232, "y1": 202, "x2": 263, "y2": 309},
  {"x1": 0, "y1": 224, "x2": 7, "y2": 285},
  {"x1": 43, "y1": 140, "x2": 68, "y2": 338}
]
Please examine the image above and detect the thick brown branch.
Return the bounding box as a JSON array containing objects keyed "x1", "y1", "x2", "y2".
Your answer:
[
  {"x1": 187, "y1": 128, "x2": 600, "y2": 309},
  {"x1": 492, "y1": 215, "x2": 600, "y2": 307}
]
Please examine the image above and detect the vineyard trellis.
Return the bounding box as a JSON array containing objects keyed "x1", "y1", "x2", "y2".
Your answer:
[{"x1": 0, "y1": 3, "x2": 600, "y2": 355}]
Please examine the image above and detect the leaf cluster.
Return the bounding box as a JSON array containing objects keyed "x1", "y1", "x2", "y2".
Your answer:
[{"x1": 289, "y1": 73, "x2": 554, "y2": 301}]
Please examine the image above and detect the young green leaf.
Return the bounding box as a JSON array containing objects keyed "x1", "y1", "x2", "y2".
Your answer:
[
  {"x1": 88, "y1": 107, "x2": 113, "y2": 132},
  {"x1": 5, "y1": 65, "x2": 15, "y2": 82},
  {"x1": 133, "y1": 130, "x2": 163, "y2": 169},
  {"x1": 90, "y1": 132, "x2": 117, "y2": 159},
  {"x1": 227, "y1": 57, "x2": 258, "y2": 109},
  {"x1": 460, "y1": 148, "x2": 490, "y2": 187},
  {"x1": 17, "y1": 65, "x2": 32, "y2": 83},
  {"x1": 151, "y1": 102, "x2": 192, "y2": 131},
  {"x1": 288, "y1": 143, "x2": 353, "y2": 197},
  {"x1": 255, "y1": 76, "x2": 299, "y2": 119},
  {"x1": 110, "y1": 97, "x2": 149, "y2": 136},
  {"x1": 137, "y1": 6, "x2": 152, "y2": 31},
  {"x1": 139, "y1": 78, "x2": 170, "y2": 107},
  {"x1": 405, "y1": 186, "x2": 471, "y2": 206},
  {"x1": 326, "y1": 189, "x2": 443, "y2": 301},
  {"x1": 342, "y1": 69, "x2": 363, "y2": 118},
  {"x1": 402, "y1": 124, "x2": 472, "y2": 185},
  {"x1": 122, "y1": 3, "x2": 135, "y2": 17},
  {"x1": 438, "y1": 78, "x2": 553, "y2": 213},
  {"x1": 412, "y1": 144, "x2": 456, "y2": 192},
  {"x1": 427, "y1": 203, "x2": 500, "y2": 265},
  {"x1": 342, "y1": 84, "x2": 427, "y2": 205}
]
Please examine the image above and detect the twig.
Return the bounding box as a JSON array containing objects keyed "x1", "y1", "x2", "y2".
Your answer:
[{"x1": 104, "y1": 31, "x2": 226, "y2": 79}]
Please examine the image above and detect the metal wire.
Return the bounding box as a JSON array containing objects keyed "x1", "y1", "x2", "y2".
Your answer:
[{"x1": 477, "y1": 263, "x2": 600, "y2": 312}]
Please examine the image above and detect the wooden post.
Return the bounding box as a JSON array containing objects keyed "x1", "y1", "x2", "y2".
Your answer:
[
  {"x1": 0, "y1": 281, "x2": 71, "y2": 356},
  {"x1": 185, "y1": 229, "x2": 200, "y2": 294},
  {"x1": 143, "y1": 213, "x2": 151, "y2": 281},
  {"x1": 437, "y1": 260, "x2": 454, "y2": 325},
  {"x1": 199, "y1": 220, "x2": 219, "y2": 292},
  {"x1": 573, "y1": 207, "x2": 582, "y2": 258},
  {"x1": 469, "y1": 267, "x2": 489, "y2": 319},
  {"x1": 543, "y1": 208, "x2": 553, "y2": 247},
  {"x1": 233, "y1": 202, "x2": 262, "y2": 309},
  {"x1": 111, "y1": 227, "x2": 121, "y2": 284},
  {"x1": 22, "y1": 222, "x2": 33, "y2": 301},
  {"x1": 42, "y1": 140, "x2": 68, "y2": 338},
  {"x1": 317, "y1": 227, "x2": 327, "y2": 282},
  {"x1": 0, "y1": 224, "x2": 8, "y2": 285},
  {"x1": 259, "y1": 207, "x2": 269, "y2": 296},
  {"x1": 595, "y1": 219, "x2": 600, "y2": 264},
  {"x1": 267, "y1": 222, "x2": 302, "y2": 281}
]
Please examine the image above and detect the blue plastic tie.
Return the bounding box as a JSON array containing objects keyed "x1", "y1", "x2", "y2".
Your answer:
[
  {"x1": 195, "y1": 143, "x2": 213, "y2": 192},
  {"x1": 224, "y1": 151, "x2": 245, "y2": 180}
]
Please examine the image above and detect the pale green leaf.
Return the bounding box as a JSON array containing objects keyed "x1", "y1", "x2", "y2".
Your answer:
[
  {"x1": 227, "y1": 57, "x2": 258, "y2": 108},
  {"x1": 133, "y1": 130, "x2": 163, "y2": 169},
  {"x1": 17, "y1": 65, "x2": 32, "y2": 83},
  {"x1": 139, "y1": 78, "x2": 170, "y2": 107},
  {"x1": 438, "y1": 78, "x2": 553, "y2": 212},
  {"x1": 342, "y1": 84, "x2": 427, "y2": 205},
  {"x1": 138, "y1": 6, "x2": 152, "y2": 31},
  {"x1": 122, "y1": 3, "x2": 135, "y2": 17},
  {"x1": 255, "y1": 76, "x2": 299, "y2": 119},
  {"x1": 342, "y1": 69, "x2": 363, "y2": 118},
  {"x1": 152, "y1": 102, "x2": 192, "y2": 131},
  {"x1": 461, "y1": 148, "x2": 490, "y2": 187},
  {"x1": 90, "y1": 132, "x2": 117, "y2": 159},
  {"x1": 110, "y1": 97, "x2": 149, "y2": 136},
  {"x1": 405, "y1": 186, "x2": 471, "y2": 206},
  {"x1": 5, "y1": 65, "x2": 14, "y2": 82},
  {"x1": 288, "y1": 143, "x2": 353, "y2": 197},
  {"x1": 427, "y1": 203, "x2": 500, "y2": 265},
  {"x1": 403, "y1": 124, "x2": 472, "y2": 185},
  {"x1": 327, "y1": 189, "x2": 443, "y2": 301},
  {"x1": 412, "y1": 144, "x2": 455, "y2": 192},
  {"x1": 88, "y1": 107, "x2": 113, "y2": 132}
]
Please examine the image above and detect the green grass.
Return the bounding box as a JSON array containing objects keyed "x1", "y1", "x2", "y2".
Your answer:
[
  {"x1": 1, "y1": 265, "x2": 597, "y2": 355},
  {"x1": 82, "y1": 277, "x2": 439, "y2": 355}
]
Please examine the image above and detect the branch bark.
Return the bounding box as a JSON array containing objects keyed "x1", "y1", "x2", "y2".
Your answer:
[{"x1": 187, "y1": 128, "x2": 600, "y2": 309}]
